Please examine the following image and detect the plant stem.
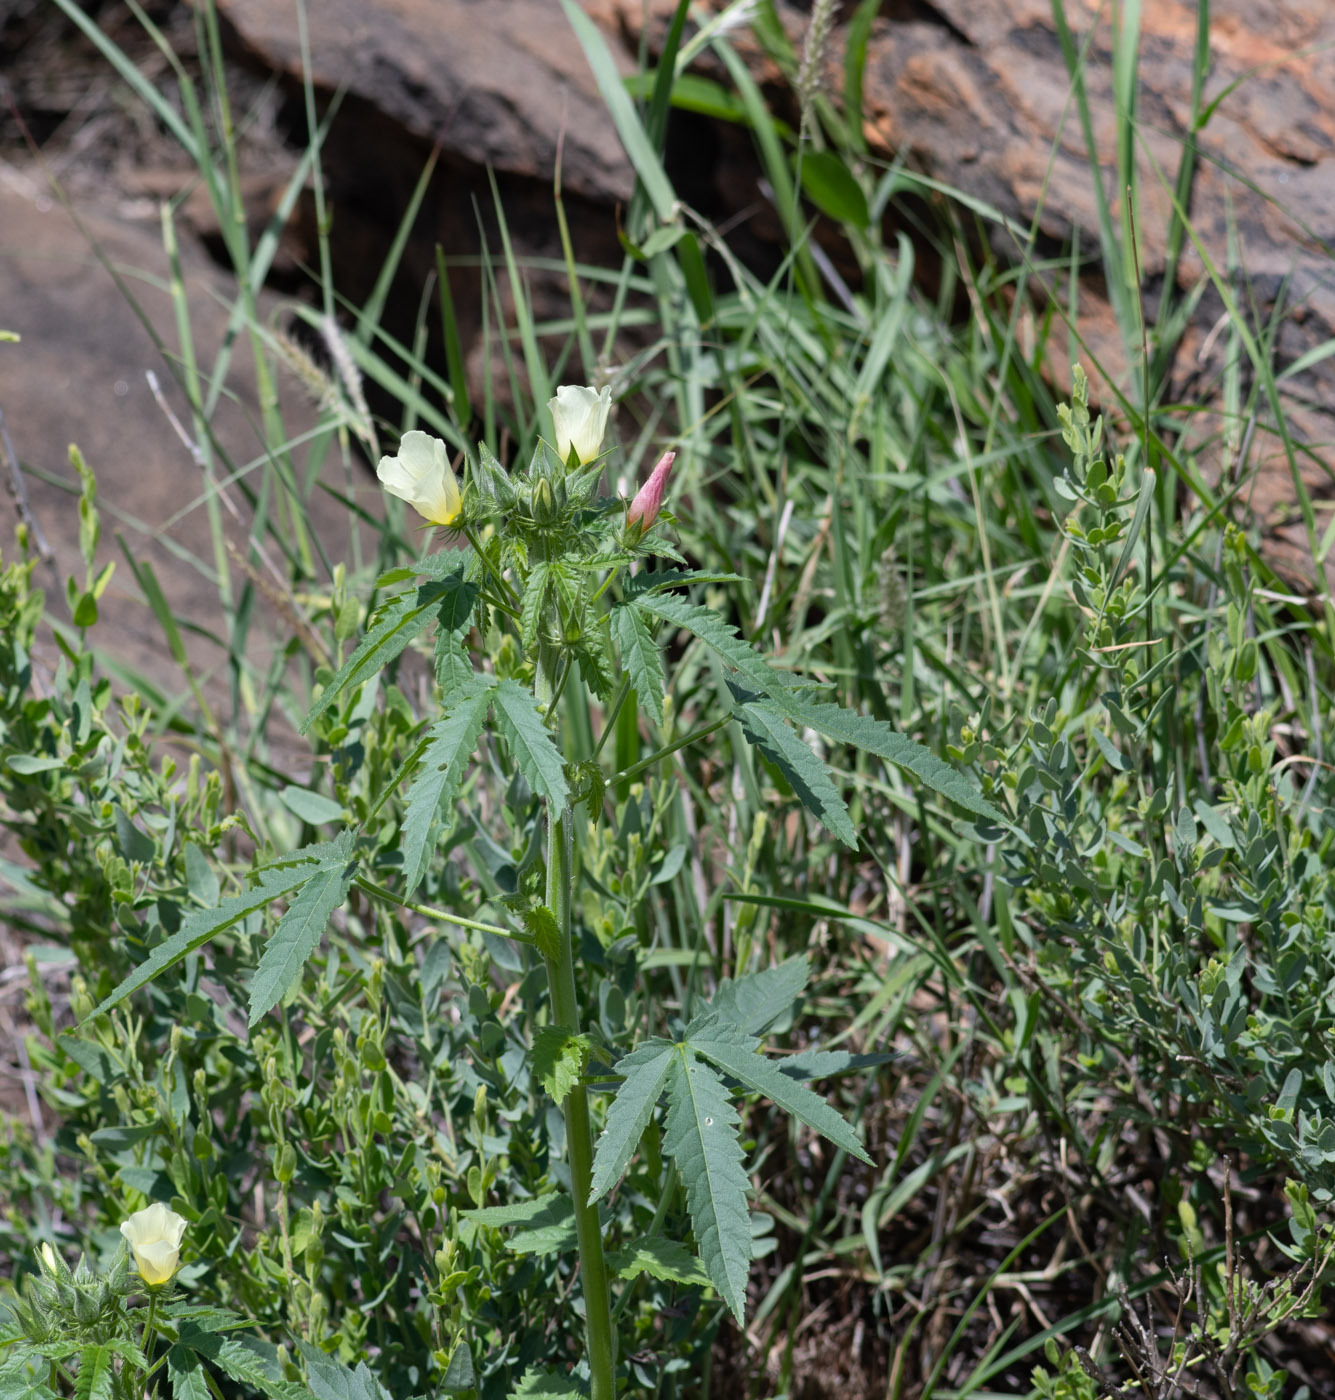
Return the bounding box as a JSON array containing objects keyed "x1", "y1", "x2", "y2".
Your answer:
[{"x1": 536, "y1": 638, "x2": 617, "y2": 1400}]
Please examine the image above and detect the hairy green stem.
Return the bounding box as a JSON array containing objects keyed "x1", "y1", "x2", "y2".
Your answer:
[{"x1": 536, "y1": 639, "x2": 617, "y2": 1400}]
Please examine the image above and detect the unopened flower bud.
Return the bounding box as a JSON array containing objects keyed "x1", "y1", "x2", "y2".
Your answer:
[{"x1": 626, "y1": 450, "x2": 675, "y2": 535}]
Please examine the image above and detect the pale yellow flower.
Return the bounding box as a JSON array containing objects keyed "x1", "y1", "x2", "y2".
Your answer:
[
  {"x1": 120, "y1": 1203, "x2": 188, "y2": 1286},
  {"x1": 548, "y1": 384, "x2": 612, "y2": 465},
  {"x1": 377, "y1": 431, "x2": 462, "y2": 526}
]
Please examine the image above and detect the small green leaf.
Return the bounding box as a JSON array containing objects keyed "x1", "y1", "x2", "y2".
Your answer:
[
  {"x1": 5, "y1": 754, "x2": 65, "y2": 775},
  {"x1": 279, "y1": 785, "x2": 345, "y2": 826},
  {"x1": 590, "y1": 1039, "x2": 675, "y2": 1202},
  {"x1": 512, "y1": 1368, "x2": 584, "y2": 1398},
  {"x1": 611, "y1": 604, "x2": 665, "y2": 725},
  {"x1": 523, "y1": 905, "x2": 561, "y2": 961},
  {"x1": 798, "y1": 148, "x2": 870, "y2": 227},
  {"x1": 491, "y1": 680, "x2": 569, "y2": 807},
  {"x1": 249, "y1": 835, "x2": 359, "y2": 1026},
  {"x1": 184, "y1": 844, "x2": 220, "y2": 906},
  {"x1": 531, "y1": 1026, "x2": 588, "y2": 1107},
  {"x1": 607, "y1": 1236, "x2": 708, "y2": 1286},
  {"x1": 662, "y1": 1049, "x2": 752, "y2": 1322}
]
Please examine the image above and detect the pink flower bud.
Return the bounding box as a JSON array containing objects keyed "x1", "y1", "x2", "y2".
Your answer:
[{"x1": 626, "y1": 450, "x2": 675, "y2": 533}]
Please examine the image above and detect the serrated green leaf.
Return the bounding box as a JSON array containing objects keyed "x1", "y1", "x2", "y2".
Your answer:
[
  {"x1": 249, "y1": 838, "x2": 359, "y2": 1026},
  {"x1": 167, "y1": 1346, "x2": 211, "y2": 1400},
  {"x1": 662, "y1": 1050, "x2": 752, "y2": 1322},
  {"x1": 735, "y1": 700, "x2": 857, "y2": 846},
  {"x1": 767, "y1": 696, "x2": 1001, "y2": 822},
  {"x1": 689, "y1": 1018, "x2": 872, "y2": 1165},
  {"x1": 620, "y1": 569, "x2": 744, "y2": 596},
  {"x1": 522, "y1": 905, "x2": 561, "y2": 961},
  {"x1": 521, "y1": 561, "x2": 550, "y2": 652},
  {"x1": 297, "y1": 1342, "x2": 393, "y2": 1400},
  {"x1": 462, "y1": 1195, "x2": 576, "y2": 1255},
  {"x1": 531, "y1": 1026, "x2": 587, "y2": 1106},
  {"x1": 589, "y1": 1039, "x2": 675, "y2": 1202},
  {"x1": 512, "y1": 1368, "x2": 585, "y2": 1398},
  {"x1": 711, "y1": 957, "x2": 809, "y2": 1036},
  {"x1": 576, "y1": 626, "x2": 617, "y2": 704},
  {"x1": 491, "y1": 680, "x2": 569, "y2": 807},
  {"x1": 434, "y1": 636, "x2": 475, "y2": 695},
  {"x1": 607, "y1": 1236, "x2": 708, "y2": 1287},
  {"x1": 73, "y1": 1348, "x2": 112, "y2": 1400},
  {"x1": 178, "y1": 1332, "x2": 303, "y2": 1400},
  {"x1": 0, "y1": 1357, "x2": 57, "y2": 1400},
  {"x1": 88, "y1": 851, "x2": 327, "y2": 1020},
  {"x1": 461, "y1": 1194, "x2": 562, "y2": 1228},
  {"x1": 611, "y1": 604, "x2": 665, "y2": 725},
  {"x1": 400, "y1": 679, "x2": 495, "y2": 895},
  {"x1": 279, "y1": 785, "x2": 345, "y2": 826},
  {"x1": 632, "y1": 592, "x2": 791, "y2": 700},
  {"x1": 301, "y1": 576, "x2": 467, "y2": 734}
]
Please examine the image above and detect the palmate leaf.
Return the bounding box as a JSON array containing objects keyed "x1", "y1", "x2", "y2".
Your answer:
[
  {"x1": 491, "y1": 680, "x2": 569, "y2": 807},
  {"x1": 711, "y1": 956, "x2": 810, "y2": 1036},
  {"x1": 687, "y1": 1016, "x2": 873, "y2": 1165},
  {"x1": 661, "y1": 1050, "x2": 752, "y2": 1322},
  {"x1": 589, "y1": 1038, "x2": 675, "y2": 1202},
  {"x1": 610, "y1": 604, "x2": 665, "y2": 725},
  {"x1": 88, "y1": 846, "x2": 333, "y2": 1020},
  {"x1": 248, "y1": 832, "x2": 359, "y2": 1026},
  {"x1": 399, "y1": 678, "x2": 495, "y2": 896},
  {"x1": 734, "y1": 699, "x2": 857, "y2": 846},
  {"x1": 301, "y1": 574, "x2": 471, "y2": 735}
]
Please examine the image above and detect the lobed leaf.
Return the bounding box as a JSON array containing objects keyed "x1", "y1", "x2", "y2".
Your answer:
[
  {"x1": 631, "y1": 591, "x2": 792, "y2": 701},
  {"x1": 607, "y1": 1236, "x2": 708, "y2": 1287},
  {"x1": 166, "y1": 1348, "x2": 211, "y2": 1400},
  {"x1": 766, "y1": 695, "x2": 1002, "y2": 822}
]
